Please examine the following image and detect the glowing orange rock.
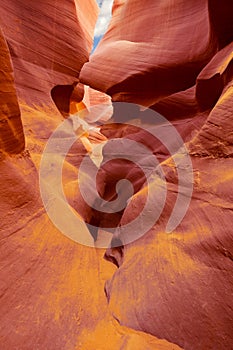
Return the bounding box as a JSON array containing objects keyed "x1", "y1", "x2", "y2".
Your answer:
[
  {"x1": 1, "y1": 0, "x2": 233, "y2": 349},
  {"x1": 78, "y1": 1, "x2": 233, "y2": 349}
]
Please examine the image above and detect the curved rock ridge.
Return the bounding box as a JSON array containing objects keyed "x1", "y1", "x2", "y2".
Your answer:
[
  {"x1": 0, "y1": 2, "x2": 184, "y2": 349},
  {"x1": 0, "y1": 0, "x2": 233, "y2": 349},
  {"x1": 0, "y1": 0, "x2": 98, "y2": 108},
  {"x1": 77, "y1": 1, "x2": 233, "y2": 349},
  {"x1": 190, "y1": 81, "x2": 233, "y2": 157},
  {"x1": 80, "y1": 0, "x2": 232, "y2": 106},
  {"x1": 0, "y1": 105, "x2": 182, "y2": 350},
  {"x1": 78, "y1": 319, "x2": 182, "y2": 350},
  {"x1": 0, "y1": 26, "x2": 24, "y2": 154},
  {"x1": 105, "y1": 155, "x2": 233, "y2": 349},
  {"x1": 196, "y1": 42, "x2": 233, "y2": 111},
  {"x1": 104, "y1": 52, "x2": 233, "y2": 347}
]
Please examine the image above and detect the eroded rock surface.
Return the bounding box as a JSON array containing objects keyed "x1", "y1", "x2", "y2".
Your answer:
[
  {"x1": 0, "y1": 26, "x2": 24, "y2": 154},
  {"x1": 1, "y1": 0, "x2": 233, "y2": 349},
  {"x1": 0, "y1": 0, "x2": 98, "y2": 109},
  {"x1": 80, "y1": 0, "x2": 233, "y2": 106},
  {"x1": 80, "y1": 1, "x2": 233, "y2": 349}
]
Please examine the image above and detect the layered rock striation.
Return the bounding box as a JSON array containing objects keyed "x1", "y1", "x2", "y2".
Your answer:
[
  {"x1": 79, "y1": 1, "x2": 233, "y2": 349},
  {"x1": 0, "y1": 0, "x2": 233, "y2": 349}
]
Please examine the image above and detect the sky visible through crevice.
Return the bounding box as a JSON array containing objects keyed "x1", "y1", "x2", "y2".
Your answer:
[{"x1": 92, "y1": 0, "x2": 114, "y2": 52}]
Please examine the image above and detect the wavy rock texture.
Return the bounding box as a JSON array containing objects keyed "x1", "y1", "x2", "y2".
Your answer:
[
  {"x1": 79, "y1": 1, "x2": 233, "y2": 349},
  {"x1": 80, "y1": 0, "x2": 233, "y2": 106},
  {"x1": 0, "y1": 26, "x2": 24, "y2": 154},
  {"x1": 1, "y1": 0, "x2": 233, "y2": 349},
  {"x1": 0, "y1": 0, "x2": 98, "y2": 109},
  {"x1": 105, "y1": 154, "x2": 233, "y2": 349},
  {"x1": 0, "y1": 1, "x2": 183, "y2": 349}
]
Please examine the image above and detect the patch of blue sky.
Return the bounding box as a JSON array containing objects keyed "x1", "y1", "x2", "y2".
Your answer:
[{"x1": 92, "y1": 0, "x2": 114, "y2": 53}]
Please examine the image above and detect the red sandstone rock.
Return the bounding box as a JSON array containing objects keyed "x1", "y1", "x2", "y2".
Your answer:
[
  {"x1": 74, "y1": 84, "x2": 113, "y2": 122},
  {"x1": 0, "y1": 1, "x2": 183, "y2": 348},
  {"x1": 196, "y1": 42, "x2": 233, "y2": 111},
  {"x1": 0, "y1": 0, "x2": 98, "y2": 109},
  {"x1": 105, "y1": 154, "x2": 233, "y2": 349},
  {"x1": 0, "y1": 26, "x2": 24, "y2": 154},
  {"x1": 1, "y1": 0, "x2": 233, "y2": 349},
  {"x1": 79, "y1": 1, "x2": 233, "y2": 349},
  {"x1": 0, "y1": 105, "x2": 182, "y2": 349},
  {"x1": 103, "y1": 82, "x2": 233, "y2": 350},
  {"x1": 190, "y1": 80, "x2": 233, "y2": 157},
  {"x1": 80, "y1": 0, "x2": 232, "y2": 106}
]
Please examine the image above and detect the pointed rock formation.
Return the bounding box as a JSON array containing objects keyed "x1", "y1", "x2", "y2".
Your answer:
[{"x1": 0, "y1": 26, "x2": 24, "y2": 154}]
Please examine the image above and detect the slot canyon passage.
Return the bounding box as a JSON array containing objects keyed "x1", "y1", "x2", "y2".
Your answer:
[{"x1": 0, "y1": 0, "x2": 233, "y2": 349}]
